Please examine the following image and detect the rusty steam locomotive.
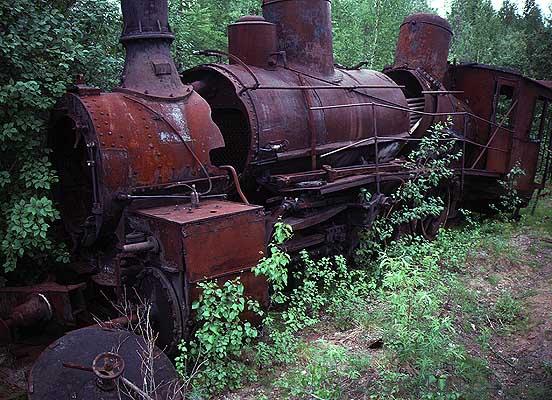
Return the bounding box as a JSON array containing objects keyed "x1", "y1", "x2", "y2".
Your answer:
[{"x1": 1, "y1": 0, "x2": 552, "y2": 397}]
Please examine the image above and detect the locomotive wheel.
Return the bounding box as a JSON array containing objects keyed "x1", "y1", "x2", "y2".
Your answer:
[
  {"x1": 418, "y1": 186, "x2": 457, "y2": 240},
  {"x1": 136, "y1": 268, "x2": 183, "y2": 355}
]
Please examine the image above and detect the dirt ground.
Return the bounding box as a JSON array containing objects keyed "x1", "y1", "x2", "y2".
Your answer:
[{"x1": 470, "y1": 232, "x2": 552, "y2": 400}]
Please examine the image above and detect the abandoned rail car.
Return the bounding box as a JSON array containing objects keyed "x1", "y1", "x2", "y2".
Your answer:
[{"x1": 0, "y1": 0, "x2": 550, "y2": 397}]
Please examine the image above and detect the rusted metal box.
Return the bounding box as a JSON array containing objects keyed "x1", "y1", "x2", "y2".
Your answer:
[{"x1": 132, "y1": 200, "x2": 268, "y2": 302}]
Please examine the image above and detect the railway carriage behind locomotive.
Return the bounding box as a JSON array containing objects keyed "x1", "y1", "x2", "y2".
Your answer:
[{"x1": 1, "y1": 0, "x2": 551, "y2": 397}]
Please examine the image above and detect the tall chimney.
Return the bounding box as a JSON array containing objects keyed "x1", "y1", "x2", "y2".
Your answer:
[
  {"x1": 118, "y1": 0, "x2": 190, "y2": 98},
  {"x1": 393, "y1": 13, "x2": 453, "y2": 82},
  {"x1": 262, "y1": 0, "x2": 335, "y2": 77}
]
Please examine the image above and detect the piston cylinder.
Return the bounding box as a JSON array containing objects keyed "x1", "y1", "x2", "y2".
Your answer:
[{"x1": 394, "y1": 13, "x2": 453, "y2": 82}]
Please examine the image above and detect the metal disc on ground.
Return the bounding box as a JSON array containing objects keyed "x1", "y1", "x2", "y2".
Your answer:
[{"x1": 28, "y1": 326, "x2": 181, "y2": 400}]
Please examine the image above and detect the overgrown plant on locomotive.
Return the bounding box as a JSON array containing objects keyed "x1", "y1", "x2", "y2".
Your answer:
[{"x1": 1, "y1": 0, "x2": 551, "y2": 397}]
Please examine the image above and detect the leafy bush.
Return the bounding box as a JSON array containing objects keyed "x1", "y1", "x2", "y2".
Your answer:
[
  {"x1": 0, "y1": 0, "x2": 121, "y2": 274},
  {"x1": 490, "y1": 162, "x2": 526, "y2": 220},
  {"x1": 175, "y1": 279, "x2": 262, "y2": 393},
  {"x1": 368, "y1": 230, "x2": 490, "y2": 400},
  {"x1": 493, "y1": 291, "x2": 522, "y2": 325},
  {"x1": 356, "y1": 119, "x2": 462, "y2": 261}
]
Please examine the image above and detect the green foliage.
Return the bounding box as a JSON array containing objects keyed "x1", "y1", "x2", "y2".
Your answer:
[
  {"x1": 253, "y1": 221, "x2": 293, "y2": 305},
  {"x1": 370, "y1": 226, "x2": 490, "y2": 400},
  {"x1": 169, "y1": 0, "x2": 261, "y2": 69},
  {"x1": 332, "y1": 0, "x2": 432, "y2": 69},
  {"x1": 180, "y1": 224, "x2": 374, "y2": 394},
  {"x1": 356, "y1": 119, "x2": 461, "y2": 260},
  {"x1": 1, "y1": 197, "x2": 65, "y2": 273},
  {"x1": 493, "y1": 291, "x2": 522, "y2": 325},
  {"x1": 256, "y1": 250, "x2": 373, "y2": 369},
  {"x1": 376, "y1": 240, "x2": 463, "y2": 396},
  {"x1": 276, "y1": 341, "x2": 371, "y2": 400},
  {"x1": 175, "y1": 278, "x2": 262, "y2": 393},
  {"x1": 490, "y1": 163, "x2": 526, "y2": 219},
  {"x1": 389, "y1": 120, "x2": 461, "y2": 224},
  {"x1": 0, "y1": 0, "x2": 121, "y2": 274},
  {"x1": 449, "y1": 0, "x2": 552, "y2": 79}
]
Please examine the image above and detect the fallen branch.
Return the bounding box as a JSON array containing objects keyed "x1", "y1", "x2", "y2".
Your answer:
[{"x1": 488, "y1": 344, "x2": 517, "y2": 370}]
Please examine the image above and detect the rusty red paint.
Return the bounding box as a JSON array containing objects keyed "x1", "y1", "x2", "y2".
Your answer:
[
  {"x1": 394, "y1": 13, "x2": 453, "y2": 82},
  {"x1": 228, "y1": 16, "x2": 278, "y2": 69},
  {"x1": 183, "y1": 65, "x2": 410, "y2": 174},
  {"x1": 0, "y1": 283, "x2": 87, "y2": 344},
  {"x1": 446, "y1": 63, "x2": 552, "y2": 194},
  {"x1": 262, "y1": 0, "x2": 335, "y2": 77},
  {"x1": 134, "y1": 200, "x2": 266, "y2": 281}
]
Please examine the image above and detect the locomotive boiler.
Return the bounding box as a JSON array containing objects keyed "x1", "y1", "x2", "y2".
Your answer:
[{"x1": 1, "y1": 0, "x2": 551, "y2": 397}]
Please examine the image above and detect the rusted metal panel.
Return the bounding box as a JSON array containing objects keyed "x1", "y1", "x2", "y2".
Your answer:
[
  {"x1": 448, "y1": 63, "x2": 552, "y2": 194},
  {"x1": 183, "y1": 64, "x2": 410, "y2": 173},
  {"x1": 132, "y1": 200, "x2": 268, "y2": 319},
  {"x1": 28, "y1": 327, "x2": 179, "y2": 400},
  {"x1": 49, "y1": 0, "x2": 227, "y2": 249},
  {"x1": 119, "y1": 0, "x2": 190, "y2": 99},
  {"x1": 49, "y1": 90, "x2": 226, "y2": 247},
  {"x1": 181, "y1": 206, "x2": 265, "y2": 283},
  {"x1": 133, "y1": 200, "x2": 266, "y2": 282}
]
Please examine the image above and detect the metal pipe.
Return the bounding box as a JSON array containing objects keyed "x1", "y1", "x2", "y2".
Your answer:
[
  {"x1": 421, "y1": 90, "x2": 464, "y2": 95},
  {"x1": 120, "y1": 194, "x2": 227, "y2": 200},
  {"x1": 245, "y1": 85, "x2": 405, "y2": 90},
  {"x1": 195, "y1": 49, "x2": 261, "y2": 90},
  {"x1": 320, "y1": 133, "x2": 508, "y2": 159},
  {"x1": 310, "y1": 102, "x2": 516, "y2": 133},
  {"x1": 220, "y1": 165, "x2": 250, "y2": 205},
  {"x1": 122, "y1": 240, "x2": 156, "y2": 253},
  {"x1": 461, "y1": 115, "x2": 467, "y2": 192}
]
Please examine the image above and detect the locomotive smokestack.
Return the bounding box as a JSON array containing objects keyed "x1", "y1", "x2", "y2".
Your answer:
[
  {"x1": 393, "y1": 13, "x2": 453, "y2": 82},
  {"x1": 262, "y1": 0, "x2": 335, "y2": 77},
  {"x1": 118, "y1": 0, "x2": 190, "y2": 98}
]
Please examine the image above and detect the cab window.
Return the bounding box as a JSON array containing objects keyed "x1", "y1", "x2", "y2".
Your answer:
[
  {"x1": 493, "y1": 84, "x2": 516, "y2": 128},
  {"x1": 530, "y1": 97, "x2": 552, "y2": 185},
  {"x1": 529, "y1": 98, "x2": 548, "y2": 142}
]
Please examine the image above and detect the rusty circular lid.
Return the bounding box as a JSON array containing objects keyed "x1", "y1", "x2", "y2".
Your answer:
[
  {"x1": 28, "y1": 326, "x2": 180, "y2": 399},
  {"x1": 230, "y1": 15, "x2": 275, "y2": 26},
  {"x1": 401, "y1": 13, "x2": 453, "y2": 34}
]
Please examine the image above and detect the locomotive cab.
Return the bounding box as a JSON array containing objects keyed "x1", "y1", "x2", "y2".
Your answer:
[{"x1": 446, "y1": 63, "x2": 552, "y2": 201}]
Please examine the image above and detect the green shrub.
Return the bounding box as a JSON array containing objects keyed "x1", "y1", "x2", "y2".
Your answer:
[
  {"x1": 0, "y1": 0, "x2": 121, "y2": 274},
  {"x1": 493, "y1": 291, "x2": 522, "y2": 325},
  {"x1": 175, "y1": 279, "x2": 262, "y2": 393},
  {"x1": 276, "y1": 341, "x2": 371, "y2": 400}
]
